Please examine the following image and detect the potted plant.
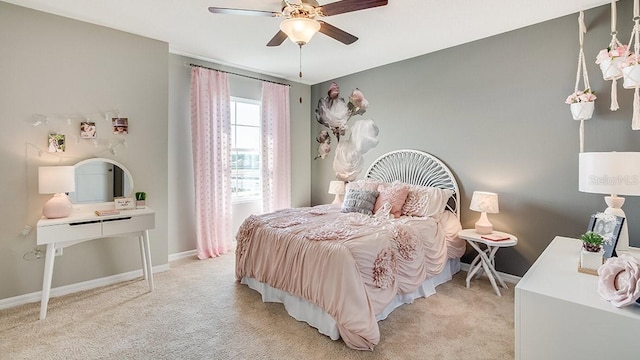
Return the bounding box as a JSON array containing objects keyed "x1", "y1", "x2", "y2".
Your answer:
[
  {"x1": 595, "y1": 45, "x2": 627, "y2": 80},
  {"x1": 619, "y1": 53, "x2": 640, "y2": 89},
  {"x1": 565, "y1": 89, "x2": 597, "y2": 121},
  {"x1": 135, "y1": 191, "x2": 146, "y2": 209},
  {"x1": 579, "y1": 231, "x2": 604, "y2": 273}
]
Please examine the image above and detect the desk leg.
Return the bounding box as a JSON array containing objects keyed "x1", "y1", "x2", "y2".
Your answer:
[
  {"x1": 142, "y1": 230, "x2": 154, "y2": 292},
  {"x1": 40, "y1": 244, "x2": 56, "y2": 320},
  {"x1": 139, "y1": 235, "x2": 148, "y2": 280}
]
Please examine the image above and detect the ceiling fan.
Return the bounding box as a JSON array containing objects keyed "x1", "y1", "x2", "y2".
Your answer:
[{"x1": 208, "y1": 0, "x2": 389, "y2": 47}]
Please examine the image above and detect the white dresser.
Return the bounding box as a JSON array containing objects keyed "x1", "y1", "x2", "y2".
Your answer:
[
  {"x1": 36, "y1": 207, "x2": 155, "y2": 320},
  {"x1": 515, "y1": 236, "x2": 640, "y2": 360}
]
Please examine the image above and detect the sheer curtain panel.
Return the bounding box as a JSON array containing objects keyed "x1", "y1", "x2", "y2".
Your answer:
[
  {"x1": 261, "y1": 82, "x2": 291, "y2": 213},
  {"x1": 190, "y1": 67, "x2": 232, "y2": 259}
]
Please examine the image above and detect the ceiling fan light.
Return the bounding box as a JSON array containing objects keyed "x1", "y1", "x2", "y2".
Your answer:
[{"x1": 279, "y1": 18, "x2": 320, "y2": 45}]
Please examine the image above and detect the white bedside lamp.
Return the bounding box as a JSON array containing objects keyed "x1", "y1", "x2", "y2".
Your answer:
[
  {"x1": 470, "y1": 191, "x2": 499, "y2": 235},
  {"x1": 328, "y1": 180, "x2": 346, "y2": 205},
  {"x1": 579, "y1": 152, "x2": 640, "y2": 253},
  {"x1": 38, "y1": 166, "x2": 75, "y2": 219}
]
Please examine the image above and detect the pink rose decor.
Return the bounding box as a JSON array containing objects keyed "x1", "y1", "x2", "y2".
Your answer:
[{"x1": 597, "y1": 254, "x2": 640, "y2": 307}]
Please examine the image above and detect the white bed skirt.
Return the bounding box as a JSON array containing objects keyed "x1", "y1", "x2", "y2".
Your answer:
[{"x1": 241, "y1": 258, "x2": 460, "y2": 341}]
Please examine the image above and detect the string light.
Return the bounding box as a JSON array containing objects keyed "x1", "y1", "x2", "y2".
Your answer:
[{"x1": 30, "y1": 109, "x2": 119, "y2": 126}]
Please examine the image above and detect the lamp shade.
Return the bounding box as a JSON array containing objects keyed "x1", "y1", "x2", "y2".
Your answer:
[
  {"x1": 469, "y1": 191, "x2": 499, "y2": 214},
  {"x1": 279, "y1": 18, "x2": 321, "y2": 45},
  {"x1": 328, "y1": 180, "x2": 346, "y2": 195},
  {"x1": 579, "y1": 152, "x2": 640, "y2": 196},
  {"x1": 38, "y1": 166, "x2": 75, "y2": 194}
]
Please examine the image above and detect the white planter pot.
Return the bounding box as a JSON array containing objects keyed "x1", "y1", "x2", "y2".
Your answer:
[
  {"x1": 580, "y1": 248, "x2": 604, "y2": 272},
  {"x1": 622, "y1": 65, "x2": 640, "y2": 89},
  {"x1": 599, "y1": 58, "x2": 624, "y2": 80},
  {"x1": 570, "y1": 102, "x2": 595, "y2": 121}
]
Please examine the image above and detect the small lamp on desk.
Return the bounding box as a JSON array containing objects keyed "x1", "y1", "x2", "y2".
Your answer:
[
  {"x1": 470, "y1": 191, "x2": 499, "y2": 235},
  {"x1": 38, "y1": 166, "x2": 75, "y2": 219},
  {"x1": 328, "y1": 180, "x2": 346, "y2": 205}
]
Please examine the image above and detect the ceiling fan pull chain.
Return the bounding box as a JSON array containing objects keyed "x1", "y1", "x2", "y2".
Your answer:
[{"x1": 299, "y1": 43, "x2": 303, "y2": 79}]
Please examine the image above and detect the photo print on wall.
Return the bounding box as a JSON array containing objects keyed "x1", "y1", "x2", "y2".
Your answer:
[
  {"x1": 48, "y1": 134, "x2": 65, "y2": 153},
  {"x1": 80, "y1": 121, "x2": 96, "y2": 139},
  {"x1": 112, "y1": 117, "x2": 128, "y2": 135}
]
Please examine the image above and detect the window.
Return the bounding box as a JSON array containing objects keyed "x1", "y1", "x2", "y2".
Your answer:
[{"x1": 230, "y1": 97, "x2": 261, "y2": 201}]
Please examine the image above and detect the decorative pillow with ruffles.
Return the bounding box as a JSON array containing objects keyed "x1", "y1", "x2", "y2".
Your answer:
[
  {"x1": 402, "y1": 184, "x2": 454, "y2": 217},
  {"x1": 341, "y1": 189, "x2": 379, "y2": 215},
  {"x1": 374, "y1": 182, "x2": 410, "y2": 218}
]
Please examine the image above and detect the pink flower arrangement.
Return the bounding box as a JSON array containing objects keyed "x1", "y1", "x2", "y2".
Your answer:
[
  {"x1": 595, "y1": 45, "x2": 628, "y2": 64},
  {"x1": 619, "y1": 53, "x2": 640, "y2": 69},
  {"x1": 565, "y1": 89, "x2": 597, "y2": 104}
]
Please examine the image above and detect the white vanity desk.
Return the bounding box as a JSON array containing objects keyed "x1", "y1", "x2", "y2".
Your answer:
[{"x1": 36, "y1": 206, "x2": 155, "y2": 320}]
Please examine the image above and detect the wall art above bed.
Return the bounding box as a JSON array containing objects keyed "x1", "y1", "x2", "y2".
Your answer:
[{"x1": 314, "y1": 82, "x2": 380, "y2": 181}]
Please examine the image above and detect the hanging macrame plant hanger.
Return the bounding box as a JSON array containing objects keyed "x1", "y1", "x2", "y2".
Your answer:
[
  {"x1": 597, "y1": 0, "x2": 624, "y2": 111},
  {"x1": 622, "y1": 0, "x2": 640, "y2": 129},
  {"x1": 570, "y1": 11, "x2": 594, "y2": 152}
]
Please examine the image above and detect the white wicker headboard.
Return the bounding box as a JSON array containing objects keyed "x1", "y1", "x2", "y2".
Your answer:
[{"x1": 364, "y1": 149, "x2": 460, "y2": 219}]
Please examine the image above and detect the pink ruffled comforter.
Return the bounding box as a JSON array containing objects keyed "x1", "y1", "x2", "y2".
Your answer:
[{"x1": 236, "y1": 205, "x2": 464, "y2": 350}]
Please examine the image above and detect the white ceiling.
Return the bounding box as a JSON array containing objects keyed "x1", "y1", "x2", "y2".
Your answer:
[{"x1": 5, "y1": 0, "x2": 610, "y2": 85}]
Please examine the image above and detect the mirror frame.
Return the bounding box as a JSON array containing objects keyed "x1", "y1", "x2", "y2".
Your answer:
[{"x1": 73, "y1": 158, "x2": 135, "y2": 202}]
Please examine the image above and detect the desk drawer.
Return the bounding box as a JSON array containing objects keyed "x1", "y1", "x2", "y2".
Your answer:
[
  {"x1": 102, "y1": 214, "x2": 155, "y2": 236},
  {"x1": 37, "y1": 221, "x2": 102, "y2": 245}
]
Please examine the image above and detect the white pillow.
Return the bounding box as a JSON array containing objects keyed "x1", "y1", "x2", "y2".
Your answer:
[{"x1": 402, "y1": 184, "x2": 454, "y2": 217}]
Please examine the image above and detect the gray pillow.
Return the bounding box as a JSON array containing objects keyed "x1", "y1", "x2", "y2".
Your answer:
[{"x1": 341, "y1": 189, "x2": 379, "y2": 215}]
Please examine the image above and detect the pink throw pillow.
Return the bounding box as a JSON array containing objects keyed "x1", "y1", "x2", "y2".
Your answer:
[{"x1": 374, "y1": 182, "x2": 409, "y2": 218}]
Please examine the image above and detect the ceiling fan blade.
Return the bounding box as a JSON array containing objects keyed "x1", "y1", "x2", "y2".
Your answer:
[
  {"x1": 267, "y1": 31, "x2": 289, "y2": 47},
  {"x1": 208, "y1": 7, "x2": 279, "y2": 17},
  {"x1": 318, "y1": 22, "x2": 358, "y2": 45},
  {"x1": 319, "y1": 0, "x2": 388, "y2": 17}
]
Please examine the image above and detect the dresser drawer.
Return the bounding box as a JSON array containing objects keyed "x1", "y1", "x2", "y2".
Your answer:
[
  {"x1": 102, "y1": 214, "x2": 155, "y2": 236},
  {"x1": 37, "y1": 220, "x2": 102, "y2": 245}
]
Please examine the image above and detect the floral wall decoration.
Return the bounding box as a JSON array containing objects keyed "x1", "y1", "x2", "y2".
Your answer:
[{"x1": 314, "y1": 82, "x2": 380, "y2": 181}]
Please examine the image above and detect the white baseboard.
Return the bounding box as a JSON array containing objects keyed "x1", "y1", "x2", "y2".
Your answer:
[
  {"x1": 460, "y1": 262, "x2": 521, "y2": 285},
  {"x1": 168, "y1": 249, "x2": 198, "y2": 262},
  {"x1": 0, "y1": 264, "x2": 169, "y2": 311}
]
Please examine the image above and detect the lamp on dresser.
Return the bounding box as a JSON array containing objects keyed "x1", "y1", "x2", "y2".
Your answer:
[
  {"x1": 579, "y1": 152, "x2": 640, "y2": 254},
  {"x1": 38, "y1": 166, "x2": 75, "y2": 219},
  {"x1": 469, "y1": 191, "x2": 499, "y2": 235},
  {"x1": 328, "y1": 180, "x2": 346, "y2": 205}
]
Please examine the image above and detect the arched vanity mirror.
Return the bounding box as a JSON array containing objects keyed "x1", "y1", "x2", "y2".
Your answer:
[{"x1": 68, "y1": 158, "x2": 134, "y2": 204}]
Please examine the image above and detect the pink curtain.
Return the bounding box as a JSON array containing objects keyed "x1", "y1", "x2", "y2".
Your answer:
[
  {"x1": 261, "y1": 82, "x2": 291, "y2": 213},
  {"x1": 190, "y1": 67, "x2": 232, "y2": 259}
]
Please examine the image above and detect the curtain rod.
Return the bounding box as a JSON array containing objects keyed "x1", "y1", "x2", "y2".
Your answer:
[{"x1": 187, "y1": 63, "x2": 291, "y2": 87}]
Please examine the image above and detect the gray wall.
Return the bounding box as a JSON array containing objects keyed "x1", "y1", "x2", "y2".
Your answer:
[
  {"x1": 311, "y1": 0, "x2": 640, "y2": 277},
  {"x1": 0, "y1": 2, "x2": 169, "y2": 299},
  {"x1": 168, "y1": 54, "x2": 312, "y2": 254}
]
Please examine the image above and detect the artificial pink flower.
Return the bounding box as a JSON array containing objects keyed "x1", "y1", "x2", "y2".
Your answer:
[
  {"x1": 328, "y1": 82, "x2": 340, "y2": 99},
  {"x1": 597, "y1": 254, "x2": 640, "y2": 307},
  {"x1": 596, "y1": 45, "x2": 629, "y2": 64}
]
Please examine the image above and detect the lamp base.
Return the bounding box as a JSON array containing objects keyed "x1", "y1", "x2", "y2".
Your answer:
[
  {"x1": 475, "y1": 223, "x2": 493, "y2": 235},
  {"x1": 474, "y1": 212, "x2": 493, "y2": 235},
  {"x1": 331, "y1": 194, "x2": 344, "y2": 205},
  {"x1": 603, "y1": 195, "x2": 631, "y2": 254},
  {"x1": 43, "y1": 193, "x2": 72, "y2": 219}
]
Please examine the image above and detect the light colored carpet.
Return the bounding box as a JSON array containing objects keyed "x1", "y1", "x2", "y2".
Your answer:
[{"x1": 0, "y1": 253, "x2": 514, "y2": 360}]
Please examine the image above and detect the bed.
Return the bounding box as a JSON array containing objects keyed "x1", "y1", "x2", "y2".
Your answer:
[{"x1": 235, "y1": 149, "x2": 465, "y2": 350}]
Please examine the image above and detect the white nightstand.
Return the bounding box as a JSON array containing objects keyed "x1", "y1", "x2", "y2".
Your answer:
[{"x1": 458, "y1": 228, "x2": 518, "y2": 296}]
